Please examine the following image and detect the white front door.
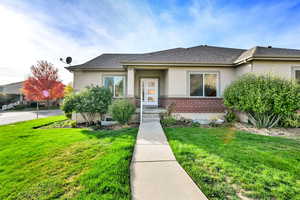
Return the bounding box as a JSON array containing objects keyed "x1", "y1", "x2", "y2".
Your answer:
[{"x1": 141, "y1": 78, "x2": 158, "y2": 106}]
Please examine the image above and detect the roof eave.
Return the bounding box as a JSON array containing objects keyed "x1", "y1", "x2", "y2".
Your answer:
[
  {"x1": 121, "y1": 61, "x2": 233, "y2": 67},
  {"x1": 252, "y1": 56, "x2": 300, "y2": 60},
  {"x1": 234, "y1": 56, "x2": 300, "y2": 65},
  {"x1": 65, "y1": 66, "x2": 125, "y2": 72}
]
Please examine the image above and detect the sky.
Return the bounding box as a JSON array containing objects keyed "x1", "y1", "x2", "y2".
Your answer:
[{"x1": 1, "y1": 0, "x2": 300, "y2": 85}]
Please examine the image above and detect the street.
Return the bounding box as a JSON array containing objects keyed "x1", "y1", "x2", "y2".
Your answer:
[{"x1": 0, "y1": 110, "x2": 63, "y2": 125}]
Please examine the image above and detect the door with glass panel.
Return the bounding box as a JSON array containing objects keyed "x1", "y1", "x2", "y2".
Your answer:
[{"x1": 141, "y1": 78, "x2": 158, "y2": 106}]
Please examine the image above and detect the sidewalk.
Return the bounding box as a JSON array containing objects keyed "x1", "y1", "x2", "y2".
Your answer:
[{"x1": 130, "y1": 120, "x2": 208, "y2": 200}]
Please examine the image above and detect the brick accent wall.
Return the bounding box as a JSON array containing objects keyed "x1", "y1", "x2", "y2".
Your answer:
[
  {"x1": 160, "y1": 98, "x2": 225, "y2": 113},
  {"x1": 136, "y1": 97, "x2": 225, "y2": 113}
]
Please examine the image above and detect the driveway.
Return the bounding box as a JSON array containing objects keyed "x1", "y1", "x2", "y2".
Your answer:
[{"x1": 0, "y1": 110, "x2": 63, "y2": 125}]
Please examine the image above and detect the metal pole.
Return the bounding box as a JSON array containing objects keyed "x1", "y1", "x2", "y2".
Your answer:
[
  {"x1": 140, "y1": 81, "x2": 143, "y2": 123},
  {"x1": 36, "y1": 101, "x2": 39, "y2": 119}
]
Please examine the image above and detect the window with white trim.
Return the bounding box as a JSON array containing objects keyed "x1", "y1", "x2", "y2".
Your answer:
[
  {"x1": 103, "y1": 76, "x2": 125, "y2": 97},
  {"x1": 295, "y1": 70, "x2": 300, "y2": 84},
  {"x1": 189, "y1": 72, "x2": 218, "y2": 97}
]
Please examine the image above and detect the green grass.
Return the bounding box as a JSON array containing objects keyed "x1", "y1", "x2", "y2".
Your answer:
[
  {"x1": 164, "y1": 127, "x2": 300, "y2": 200},
  {"x1": 0, "y1": 116, "x2": 138, "y2": 200}
]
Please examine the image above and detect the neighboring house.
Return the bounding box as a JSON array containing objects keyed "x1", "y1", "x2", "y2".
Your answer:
[
  {"x1": 0, "y1": 81, "x2": 24, "y2": 100},
  {"x1": 0, "y1": 81, "x2": 24, "y2": 110},
  {"x1": 66, "y1": 45, "x2": 300, "y2": 120}
]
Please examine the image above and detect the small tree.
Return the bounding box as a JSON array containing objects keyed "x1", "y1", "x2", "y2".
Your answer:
[
  {"x1": 89, "y1": 86, "x2": 113, "y2": 120},
  {"x1": 61, "y1": 94, "x2": 76, "y2": 119},
  {"x1": 109, "y1": 99, "x2": 136, "y2": 125},
  {"x1": 64, "y1": 83, "x2": 74, "y2": 97},
  {"x1": 61, "y1": 86, "x2": 112, "y2": 124},
  {"x1": 23, "y1": 61, "x2": 65, "y2": 107}
]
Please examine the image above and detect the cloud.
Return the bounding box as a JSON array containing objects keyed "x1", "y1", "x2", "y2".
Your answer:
[
  {"x1": 0, "y1": 2, "x2": 98, "y2": 85},
  {"x1": 0, "y1": 0, "x2": 300, "y2": 85}
]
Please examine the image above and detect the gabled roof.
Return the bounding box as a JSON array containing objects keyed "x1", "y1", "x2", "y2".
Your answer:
[
  {"x1": 67, "y1": 54, "x2": 142, "y2": 70},
  {"x1": 121, "y1": 46, "x2": 245, "y2": 64},
  {"x1": 235, "y1": 46, "x2": 300, "y2": 63},
  {"x1": 66, "y1": 45, "x2": 300, "y2": 71}
]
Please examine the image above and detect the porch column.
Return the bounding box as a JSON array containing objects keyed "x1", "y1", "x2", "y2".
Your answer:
[{"x1": 127, "y1": 67, "x2": 135, "y2": 98}]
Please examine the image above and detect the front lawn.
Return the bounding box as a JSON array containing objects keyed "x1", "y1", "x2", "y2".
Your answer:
[
  {"x1": 0, "y1": 116, "x2": 137, "y2": 200},
  {"x1": 165, "y1": 127, "x2": 300, "y2": 200}
]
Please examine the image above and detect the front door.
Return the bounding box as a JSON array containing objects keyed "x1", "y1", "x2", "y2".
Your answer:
[{"x1": 141, "y1": 78, "x2": 158, "y2": 106}]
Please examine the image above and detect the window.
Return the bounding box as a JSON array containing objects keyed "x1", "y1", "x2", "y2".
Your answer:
[
  {"x1": 103, "y1": 76, "x2": 125, "y2": 97},
  {"x1": 295, "y1": 70, "x2": 300, "y2": 84},
  {"x1": 190, "y1": 72, "x2": 218, "y2": 97}
]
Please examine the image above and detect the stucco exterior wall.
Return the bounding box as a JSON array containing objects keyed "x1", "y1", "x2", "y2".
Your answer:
[
  {"x1": 166, "y1": 67, "x2": 235, "y2": 97},
  {"x1": 251, "y1": 61, "x2": 300, "y2": 80},
  {"x1": 235, "y1": 63, "x2": 252, "y2": 77},
  {"x1": 234, "y1": 60, "x2": 300, "y2": 81},
  {"x1": 73, "y1": 71, "x2": 126, "y2": 91}
]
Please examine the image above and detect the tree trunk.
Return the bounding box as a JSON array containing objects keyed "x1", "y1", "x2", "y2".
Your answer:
[{"x1": 46, "y1": 99, "x2": 50, "y2": 109}]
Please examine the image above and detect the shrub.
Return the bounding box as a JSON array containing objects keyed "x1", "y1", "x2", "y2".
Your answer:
[
  {"x1": 61, "y1": 94, "x2": 77, "y2": 119},
  {"x1": 224, "y1": 110, "x2": 236, "y2": 123},
  {"x1": 166, "y1": 102, "x2": 176, "y2": 116},
  {"x1": 281, "y1": 114, "x2": 300, "y2": 128},
  {"x1": 81, "y1": 86, "x2": 113, "y2": 123},
  {"x1": 191, "y1": 121, "x2": 200, "y2": 127},
  {"x1": 109, "y1": 99, "x2": 136, "y2": 125},
  {"x1": 61, "y1": 86, "x2": 113, "y2": 124},
  {"x1": 161, "y1": 116, "x2": 177, "y2": 127},
  {"x1": 248, "y1": 113, "x2": 281, "y2": 129},
  {"x1": 224, "y1": 74, "x2": 300, "y2": 128},
  {"x1": 64, "y1": 120, "x2": 77, "y2": 128}
]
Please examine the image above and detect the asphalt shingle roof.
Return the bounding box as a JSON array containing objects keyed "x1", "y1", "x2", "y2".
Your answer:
[
  {"x1": 66, "y1": 45, "x2": 300, "y2": 70},
  {"x1": 235, "y1": 46, "x2": 300, "y2": 63},
  {"x1": 122, "y1": 46, "x2": 245, "y2": 64},
  {"x1": 68, "y1": 54, "x2": 141, "y2": 69}
]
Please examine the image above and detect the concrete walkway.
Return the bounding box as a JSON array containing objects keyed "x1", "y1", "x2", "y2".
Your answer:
[{"x1": 130, "y1": 120, "x2": 208, "y2": 200}]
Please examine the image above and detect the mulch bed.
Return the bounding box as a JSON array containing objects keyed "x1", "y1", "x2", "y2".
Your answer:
[
  {"x1": 234, "y1": 122, "x2": 300, "y2": 139},
  {"x1": 40, "y1": 119, "x2": 139, "y2": 130}
]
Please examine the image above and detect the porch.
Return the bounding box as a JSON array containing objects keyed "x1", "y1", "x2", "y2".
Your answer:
[
  {"x1": 125, "y1": 66, "x2": 226, "y2": 120},
  {"x1": 127, "y1": 67, "x2": 168, "y2": 108}
]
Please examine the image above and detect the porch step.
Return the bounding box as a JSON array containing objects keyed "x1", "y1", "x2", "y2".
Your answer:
[
  {"x1": 141, "y1": 113, "x2": 161, "y2": 122},
  {"x1": 136, "y1": 107, "x2": 167, "y2": 114},
  {"x1": 142, "y1": 118, "x2": 160, "y2": 122},
  {"x1": 143, "y1": 113, "x2": 160, "y2": 118}
]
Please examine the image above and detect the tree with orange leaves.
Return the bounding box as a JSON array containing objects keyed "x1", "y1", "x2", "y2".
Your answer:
[{"x1": 23, "y1": 61, "x2": 65, "y2": 107}]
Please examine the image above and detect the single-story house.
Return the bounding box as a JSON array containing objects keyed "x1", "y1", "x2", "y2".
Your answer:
[{"x1": 66, "y1": 45, "x2": 300, "y2": 120}]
